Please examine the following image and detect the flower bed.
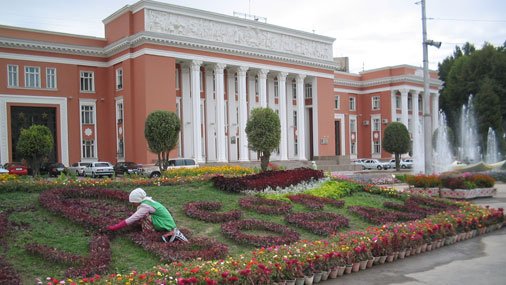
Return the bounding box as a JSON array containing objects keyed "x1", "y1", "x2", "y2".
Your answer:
[
  {"x1": 285, "y1": 212, "x2": 349, "y2": 235},
  {"x1": 239, "y1": 196, "x2": 292, "y2": 215},
  {"x1": 183, "y1": 201, "x2": 242, "y2": 223},
  {"x1": 347, "y1": 206, "x2": 423, "y2": 225},
  {"x1": 221, "y1": 219, "x2": 300, "y2": 247},
  {"x1": 163, "y1": 165, "x2": 255, "y2": 178},
  {"x1": 33, "y1": 188, "x2": 230, "y2": 277},
  {"x1": 287, "y1": 193, "x2": 344, "y2": 210},
  {"x1": 440, "y1": 187, "x2": 497, "y2": 199},
  {"x1": 211, "y1": 168, "x2": 324, "y2": 193}
]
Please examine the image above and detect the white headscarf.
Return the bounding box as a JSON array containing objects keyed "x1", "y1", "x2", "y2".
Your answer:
[{"x1": 129, "y1": 188, "x2": 153, "y2": 203}]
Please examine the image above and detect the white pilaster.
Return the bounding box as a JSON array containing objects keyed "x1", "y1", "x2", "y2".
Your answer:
[
  {"x1": 287, "y1": 79, "x2": 295, "y2": 159},
  {"x1": 391, "y1": 91, "x2": 397, "y2": 123},
  {"x1": 226, "y1": 68, "x2": 238, "y2": 161},
  {"x1": 311, "y1": 76, "x2": 319, "y2": 157},
  {"x1": 258, "y1": 69, "x2": 269, "y2": 108},
  {"x1": 296, "y1": 74, "x2": 306, "y2": 160},
  {"x1": 237, "y1": 66, "x2": 249, "y2": 161},
  {"x1": 277, "y1": 72, "x2": 288, "y2": 160},
  {"x1": 401, "y1": 89, "x2": 409, "y2": 128},
  {"x1": 190, "y1": 60, "x2": 203, "y2": 163},
  {"x1": 181, "y1": 63, "x2": 193, "y2": 158},
  {"x1": 214, "y1": 63, "x2": 227, "y2": 162},
  {"x1": 412, "y1": 92, "x2": 419, "y2": 136}
]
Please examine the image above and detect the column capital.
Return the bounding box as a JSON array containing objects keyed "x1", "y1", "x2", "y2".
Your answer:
[
  {"x1": 296, "y1": 74, "x2": 306, "y2": 81},
  {"x1": 236, "y1": 66, "x2": 249, "y2": 76},
  {"x1": 258, "y1": 69, "x2": 269, "y2": 78},
  {"x1": 400, "y1": 89, "x2": 409, "y2": 96},
  {"x1": 277, "y1": 71, "x2": 289, "y2": 80},
  {"x1": 213, "y1": 63, "x2": 227, "y2": 74},
  {"x1": 190, "y1": 60, "x2": 203, "y2": 71}
]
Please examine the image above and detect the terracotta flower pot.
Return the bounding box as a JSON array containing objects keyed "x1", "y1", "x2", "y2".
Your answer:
[
  {"x1": 337, "y1": 266, "x2": 346, "y2": 276},
  {"x1": 359, "y1": 260, "x2": 368, "y2": 270},
  {"x1": 379, "y1": 255, "x2": 387, "y2": 264},
  {"x1": 367, "y1": 258, "x2": 374, "y2": 268},
  {"x1": 345, "y1": 265, "x2": 353, "y2": 274},
  {"x1": 352, "y1": 262, "x2": 360, "y2": 272}
]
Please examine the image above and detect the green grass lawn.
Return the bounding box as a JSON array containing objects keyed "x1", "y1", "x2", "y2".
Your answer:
[{"x1": 0, "y1": 181, "x2": 403, "y2": 283}]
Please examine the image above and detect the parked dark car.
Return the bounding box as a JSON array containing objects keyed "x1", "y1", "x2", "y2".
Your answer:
[
  {"x1": 114, "y1": 161, "x2": 141, "y2": 175},
  {"x1": 40, "y1": 162, "x2": 66, "y2": 177}
]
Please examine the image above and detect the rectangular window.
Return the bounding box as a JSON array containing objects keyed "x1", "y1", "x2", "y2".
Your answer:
[
  {"x1": 304, "y1": 83, "x2": 312, "y2": 99},
  {"x1": 350, "y1": 119, "x2": 356, "y2": 132},
  {"x1": 418, "y1": 96, "x2": 423, "y2": 112},
  {"x1": 351, "y1": 142, "x2": 356, "y2": 155},
  {"x1": 373, "y1": 141, "x2": 381, "y2": 154},
  {"x1": 349, "y1": 97, "x2": 356, "y2": 111},
  {"x1": 7, "y1": 65, "x2": 19, "y2": 87},
  {"x1": 234, "y1": 74, "x2": 238, "y2": 95},
  {"x1": 200, "y1": 70, "x2": 204, "y2": 92},
  {"x1": 292, "y1": 80, "x2": 297, "y2": 100},
  {"x1": 274, "y1": 79, "x2": 279, "y2": 98},
  {"x1": 373, "y1": 118, "x2": 380, "y2": 131},
  {"x1": 372, "y1": 96, "x2": 380, "y2": 110},
  {"x1": 255, "y1": 76, "x2": 259, "y2": 96},
  {"x1": 395, "y1": 95, "x2": 401, "y2": 109},
  {"x1": 118, "y1": 139, "x2": 124, "y2": 158},
  {"x1": 82, "y1": 140, "x2": 95, "y2": 158},
  {"x1": 334, "y1": 95, "x2": 340, "y2": 109},
  {"x1": 80, "y1": 71, "x2": 95, "y2": 92},
  {"x1": 408, "y1": 96, "x2": 413, "y2": 110},
  {"x1": 116, "y1": 68, "x2": 123, "y2": 90},
  {"x1": 293, "y1": 110, "x2": 298, "y2": 155},
  {"x1": 46, "y1": 68, "x2": 57, "y2": 89},
  {"x1": 25, "y1": 66, "x2": 40, "y2": 88},
  {"x1": 81, "y1": 105, "x2": 94, "y2": 124},
  {"x1": 117, "y1": 102, "x2": 124, "y2": 122}
]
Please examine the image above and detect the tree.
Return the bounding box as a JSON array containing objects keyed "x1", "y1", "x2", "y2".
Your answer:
[
  {"x1": 474, "y1": 78, "x2": 505, "y2": 149},
  {"x1": 382, "y1": 122, "x2": 410, "y2": 171},
  {"x1": 144, "y1": 110, "x2": 181, "y2": 171},
  {"x1": 16, "y1": 125, "x2": 53, "y2": 176},
  {"x1": 245, "y1": 108, "x2": 281, "y2": 171}
]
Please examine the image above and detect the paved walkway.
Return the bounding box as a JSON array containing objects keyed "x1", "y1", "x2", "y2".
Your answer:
[{"x1": 326, "y1": 182, "x2": 506, "y2": 285}]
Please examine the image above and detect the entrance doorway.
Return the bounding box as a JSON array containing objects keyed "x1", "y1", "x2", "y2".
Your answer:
[
  {"x1": 10, "y1": 106, "x2": 57, "y2": 162},
  {"x1": 335, "y1": 120, "x2": 341, "y2": 155}
]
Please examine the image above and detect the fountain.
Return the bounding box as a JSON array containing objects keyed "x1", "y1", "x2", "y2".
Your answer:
[
  {"x1": 433, "y1": 111, "x2": 454, "y2": 173},
  {"x1": 412, "y1": 117, "x2": 424, "y2": 173},
  {"x1": 458, "y1": 95, "x2": 481, "y2": 163},
  {"x1": 485, "y1": 127, "x2": 501, "y2": 163}
]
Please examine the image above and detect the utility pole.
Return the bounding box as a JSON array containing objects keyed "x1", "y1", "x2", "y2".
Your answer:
[{"x1": 420, "y1": 0, "x2": 440, "y2": 174}]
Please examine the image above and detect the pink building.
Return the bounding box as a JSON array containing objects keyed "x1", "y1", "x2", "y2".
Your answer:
[{"x1": 0, "y1": 0, "x2": 442, "y2": 167}]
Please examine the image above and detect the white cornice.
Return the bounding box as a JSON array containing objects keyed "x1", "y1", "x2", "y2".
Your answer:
[
  {"x1": 0, "y1": 49, "x2": 334, "y2": 79},
  {"x1": 0, "y1": 33, "x2": 338, "y2": 70},
  {"x1": 0, "y1": 37, "x2": 105, "y2": 57},
  {"x1": 334, "y1": 74, "x2": 443, "y2": 88},
  {"x1": 334, "y1": 85, "x2": 440, "y2": 95}
]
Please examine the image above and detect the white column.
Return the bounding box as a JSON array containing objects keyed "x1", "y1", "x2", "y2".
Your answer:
[
  {"x1": 204, "y1": 66, "x2": 215, "y2": 162},
  {"x1": 248, "y1": 73, "x2": 256, "y2": 111},
  {"x1": 258, "y1": 69, "x2": 269, "y2": 108},
  {"x1": 214, "y1": 63, "x2": 227, "y2": 162},
  {"x1": 401, "y1": 89, "x2": 409, "y2": 128},
  {"x1": 277, "y1": 72, "x2": 288, "y2": 160},
  {"x1": 390, "y1": 91, "x2": 397, "y2": 123},
  {"x1": 413, "y1": 92, "x2": 419, "y2": 134},
  {"x1": 237, "y1": 66, "x2": 249, "y2": 161},
  {"x1": 432, "y1": 92, "x2": 439, "y2": 132},
  {"x1": 286, "y1": 79, "x2": 295, "y2": 158},
  {"x1": 190, "y1": 60, "x2": 203, "y2": 163},
  {"x1": 181, "y1": 63, "x2": 193, "y2": 158},
  {"x1": 226, "y1": 68, "x2": 237, "y2": 161},
  {"x1": 296, "y1": 74, "x2": 306, "y2": 160}
]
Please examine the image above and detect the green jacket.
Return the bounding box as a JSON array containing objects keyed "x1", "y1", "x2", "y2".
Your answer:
[{"x1": 141, "y1": 200, "x2": 176, "y2": 232}]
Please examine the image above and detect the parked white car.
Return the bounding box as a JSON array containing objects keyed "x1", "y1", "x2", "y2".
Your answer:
[
  {"x1": 388, "y1": 159, "x2": 413, "y2": 169},
  {"x1": 83, "y1": 161, "x2": 114, "y2": 178},
  {"x1": 362, "y1": 159, "x2": 391, "y2": 170},
  {"x1": 66, "y1": 162, "x2": 92, "y2": 176},
  {"x1": 0, "y1": 166, "x2": 9, "y2": 174},
  {"x1": 141, "y1": 158, "x2": 198, "y2": 178}
]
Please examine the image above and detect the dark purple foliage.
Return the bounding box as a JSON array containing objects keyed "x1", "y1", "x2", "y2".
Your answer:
[
  {"x1": 287, "y1": 194, "x2": 344, "y2": 210},
  {"x1": 212, "y1": 168, "x2": 324, "y2": 193},
  {"x1": 285, "y1": 212, "x2": 349, "y2": 235},
  {"x1": 184, "y1": 201, "x2": 242, "y2": 223},
  {"x1": 221, "y1": 219, "x2": 300, "y2": 247},
  {"x1": 239, "y1": 196, "x2": 293, "y2": 215}
]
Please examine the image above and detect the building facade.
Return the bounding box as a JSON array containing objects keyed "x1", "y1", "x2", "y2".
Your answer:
[{"x1": 0, "y1": 0, "x2": 442, "y2": 166}]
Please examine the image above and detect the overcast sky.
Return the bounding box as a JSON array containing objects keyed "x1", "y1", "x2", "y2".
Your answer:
[{"x1": 1, "y1": 0, "x2": 505, "y2": 73}]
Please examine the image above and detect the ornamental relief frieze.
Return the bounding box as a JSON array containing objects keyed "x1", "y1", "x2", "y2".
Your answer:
[{"x1": 145, "y1": 9, "x2": 333, "y2": 61}]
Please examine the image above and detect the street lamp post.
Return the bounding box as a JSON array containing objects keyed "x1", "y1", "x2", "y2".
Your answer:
[{"x1": 420, "y1": 0, "x2": 440, "y2": 174}]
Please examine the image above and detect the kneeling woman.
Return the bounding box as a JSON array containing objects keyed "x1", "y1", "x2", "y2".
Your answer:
[{"x1": 107, "y1": 188, "x2": 187, "y2": 242}]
